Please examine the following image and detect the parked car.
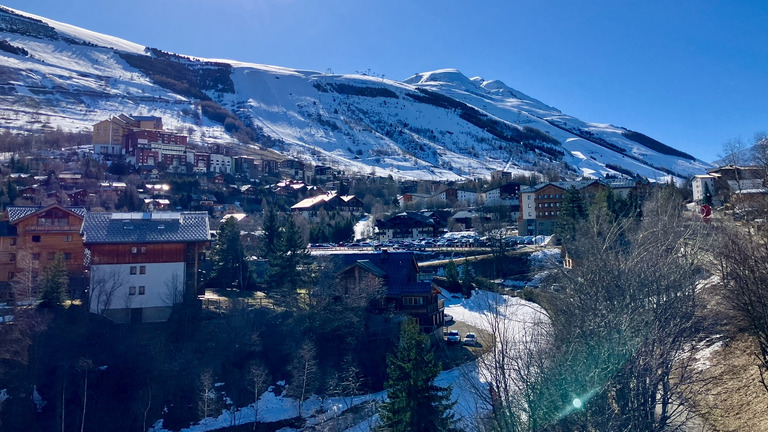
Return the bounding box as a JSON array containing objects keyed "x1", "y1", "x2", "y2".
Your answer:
[
  {"x1": 463, "y1": 332, "x2": 478, "y2": 346},
  {"x1": 446, "y1": 330, "x2": 461, "y2": 344}
]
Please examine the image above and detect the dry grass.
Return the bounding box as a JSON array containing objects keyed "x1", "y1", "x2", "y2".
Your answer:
[{"x1": 689, "y1": 335, "x2": 768, "y2": 432}]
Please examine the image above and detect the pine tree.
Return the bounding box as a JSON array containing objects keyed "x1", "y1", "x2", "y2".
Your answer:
[
  {"x1": 555, "y1": 186, "x2": 587, "y2": 244},
  {"x1": 444, "y1": 260, "x2": 461, "y2": 293},
  {"x1": 379, "y1": 321, "x2": 457, "y2": 432},
  {"x1": 39, "y1": 252, "x2": 68, "y2": 308},
  {"x1": 6, "y1": 179, "x2": 17, "y2": 205},
  {"x1": 212, "y1": 217, "x2": 249, "y2": 289},
  {"x1": 260, "y1": 205, "x2": 280, "y2": 259},
  {"x1": 460, "y1": 262, "x2": 474, "y2": 299},
  {"x1": 266, "y1": 214, "x2": 311, "y2": 308}
]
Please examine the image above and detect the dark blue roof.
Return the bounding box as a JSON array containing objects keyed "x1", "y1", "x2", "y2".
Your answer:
[
  {"x1": 339, "y1": 251, "x2": 432, "y2": 296},
  {"x1": 81, "y1": 212, "x2": 210, "y2": 244}
]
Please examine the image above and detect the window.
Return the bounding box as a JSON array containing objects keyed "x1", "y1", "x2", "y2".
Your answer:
[
  {"x1": 47, "y1": 252, "x2": 55, "y2": 260},
  {"x1": 138, "y1": 286, "x2": 145, "y2": 295},
  {"x1": 129, "y1": 286, "x2": 136, "y2": 295},
  {"x1": 32, "y1": 235, "x2": 41, "y2": 243},
  {"x1": 140, "y1": 246, "x2": 146, "y2": 253},
  {"x1": 139, "y1": 266, "x2": 146, "y2": 275},
  {"x1": 9, "y1": 254, "x2": 14, "y2": 262},
  {"x1": 130, "y1": 266, "x2": 137, "y2": 275},
  {"x1": 402, "y1": 296, "x2": 424, "y2": 306},
  {"x1": 10, "y1": 238, "x2": 16, "y2": 246},
  {"x1": 7, "y1": 272, "x2": 13, "y2": 279},
  {"x1": 32, "y1": 253, "x2": 40, "y2": 261},
  {"x1": 64, "y1": 235, "x2": 72, "y2": 242},
  {"x1": 63, "y1": 253, "x2": 71, "y2": 260},
  {"x1": 131, "y1": 247, "x2": 138, "y2": 254}
]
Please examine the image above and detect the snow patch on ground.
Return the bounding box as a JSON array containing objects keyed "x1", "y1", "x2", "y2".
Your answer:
[
  {"x1": 148, "y1": 290, "x2": 544, "y2": 431},
  {"x1": 694, "y1": 340, "x2": 725, "y2": 371},
  {"x1": 32, "y1": 385, "x2": 46, "y2": 412},
  {"x1": 149, "y1": 385, "x2": 385, "y2": 432}
]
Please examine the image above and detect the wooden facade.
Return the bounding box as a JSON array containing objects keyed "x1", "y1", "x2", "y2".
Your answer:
[
  {"x1": 13, "y1": 206, "x2": 85, "y2": 275},
  {"x1": 87, "y1": 243, "x2": 187, "y2": 265},
  {"x1": 0, "y1": 205, "x2": 87, "y2": 304}
]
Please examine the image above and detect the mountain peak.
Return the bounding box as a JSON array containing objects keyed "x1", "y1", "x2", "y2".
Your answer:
[
  {"x1": 0, "y1": 6, "x2": 711, "y2": 181},
  {"x1": 403, "y1": 69, "x2": 477, "y2": 90}
]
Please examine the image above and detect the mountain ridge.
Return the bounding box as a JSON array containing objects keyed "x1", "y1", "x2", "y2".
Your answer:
[{"x1": 0, "y1": 5, "x2": 711, "y2": 180}]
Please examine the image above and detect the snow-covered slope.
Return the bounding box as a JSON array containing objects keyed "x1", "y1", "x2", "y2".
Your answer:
[{"x1": 0, "y1": 5, "x2": 712, "y2": 180}]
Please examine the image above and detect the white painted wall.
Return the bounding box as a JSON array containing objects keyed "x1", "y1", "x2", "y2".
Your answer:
[
  {"x1": 521, "y1": 192, "x2": 536, "y2": 220},
  {"x1": 89, "y1": 262, "x2": 185, "y2": 314}
]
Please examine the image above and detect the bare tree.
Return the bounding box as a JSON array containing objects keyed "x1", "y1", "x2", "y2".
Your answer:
[
  {"x1": 11, "y1": 247, "x2": 38, "y2": 308},
  {"x1": 88, "y1": 267, "x2": 127, "y2": 315},
  {"x1": 287, "y1": 341, "x2": 318, "y2": 417},
  {"x1": 78, "y1": 358, "x2": 93, "y2": 432},
  {"x1": 247, "y1": 360, "x2": 270, "y2": 431},
  {"x1": 161, "y1": 271, "x2": 185, "y2": 307},
  {"x1": 716, "y1": 221, "x2": 768, "y2": 393},
  {"x1": 471, "y1": 190, "x2": 712, "y2": 431},
  {"x1": 463, "y1": 293, "x2": 551, "y2": 432},
  {"x1": 198, "y1": 369, "x2": 221, "y2": 420},
  {"x1": 720, "y1": 136, "x2": 747, "y2": 166},
  {"x1": 542, "y1": 190, "x2": 709, "y2": 431}
]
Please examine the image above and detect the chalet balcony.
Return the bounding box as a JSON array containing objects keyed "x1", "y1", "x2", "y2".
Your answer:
[
  {"x1": 401, "y1": 301, "x2": 443, "y2": 315},
  {"x1": 24, "y1": 225, "x2": 81, "y2": 233}
]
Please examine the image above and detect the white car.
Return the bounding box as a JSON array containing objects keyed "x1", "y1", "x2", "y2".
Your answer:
[
  {"x1": 463, "y1": 332, "x2": 478, "y2": 346},
  {"x1": 446, "y1": 330, "x2": 461, "y2": 344}
]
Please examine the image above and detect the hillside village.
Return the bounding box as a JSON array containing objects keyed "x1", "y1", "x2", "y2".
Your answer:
[{"x1": 1, "y1": 114, "x2": 768, "y2": 431}]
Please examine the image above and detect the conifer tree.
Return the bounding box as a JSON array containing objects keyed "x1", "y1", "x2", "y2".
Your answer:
[
  {"x1": 212, "y1": 216, "x2": 249, "y2": 289},
  {"x1": 266, "y1": 214, "x2": 311, "y2": 308},
  {"x1": 555, "y1": 186, "x2": 587, "y2": 244},
  {"x1": 460, "y1": 262, "x2": 474, "y2": 298},
  {"x1": 39, "y1": 252, "x2": 68, "y2": 308},
  {"x1": 444, "y1": 260, "x2": 461, "y2": 293},
  {"x1": 378, "y1": 321, "x2": 457, "y2": 432},
  {"x1": 260, "y1": 205, "x2": 280, "y2": 259}
]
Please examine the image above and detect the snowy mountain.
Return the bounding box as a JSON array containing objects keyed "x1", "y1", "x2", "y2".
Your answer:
[{"x1": 0, "y1": 5, "x2": 712, "y2": 180}]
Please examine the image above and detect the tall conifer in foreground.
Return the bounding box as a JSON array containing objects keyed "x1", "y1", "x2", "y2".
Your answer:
[{"x1": 378, "y1": 321, "x2": 457, "y2": 432}]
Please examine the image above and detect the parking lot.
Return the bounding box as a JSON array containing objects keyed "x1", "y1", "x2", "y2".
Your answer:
[{"x1": 437, "y1": 316, "x2": 493, "y2": 368}]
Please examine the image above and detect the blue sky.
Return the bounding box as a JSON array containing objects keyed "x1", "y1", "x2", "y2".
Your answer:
[{"x1": 5, "y1": 0, "x2": 768, "y2": 162}]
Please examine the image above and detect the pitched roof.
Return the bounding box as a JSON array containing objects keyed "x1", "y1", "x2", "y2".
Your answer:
[
  {"x1": 292, "y1": 193, "x2": 333, "y2": 210},
  {"x1": 81, "y1": 212, "x2": 210, "y2": 244},
  {"x1": 7, "y1": 205, "x2": 87, "y2": 223},
  {"x1": 338, "y1": 251, "x2": 432, "y2": 296},
  {"x1": 520, "y1": 180, "x2": 600, "y2": 193},
  {"x1": 377, "y1": 212, "x2": 437, "y2": 229}
]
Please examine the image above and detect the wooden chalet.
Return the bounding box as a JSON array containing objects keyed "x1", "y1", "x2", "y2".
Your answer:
[
  {"x1": 0, "y1": 205, "x2": 88, "y2": 303},
  {"x1": 291, "y1": 192, "x2": 364, "y2": 220},
  {"x1": 376, "y1": 211, "x2": 445, "y2": 240},
  {"x1": 337, "y1": 250, "x2": 445, "y2": 337},
  {"x1": 80, "y1": 211, "x2": 210, "y2": 323}
]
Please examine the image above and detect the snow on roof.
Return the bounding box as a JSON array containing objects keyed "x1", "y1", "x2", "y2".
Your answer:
[{"x1": 221, "y1": 213, "x2": 247, "y2": 223}]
